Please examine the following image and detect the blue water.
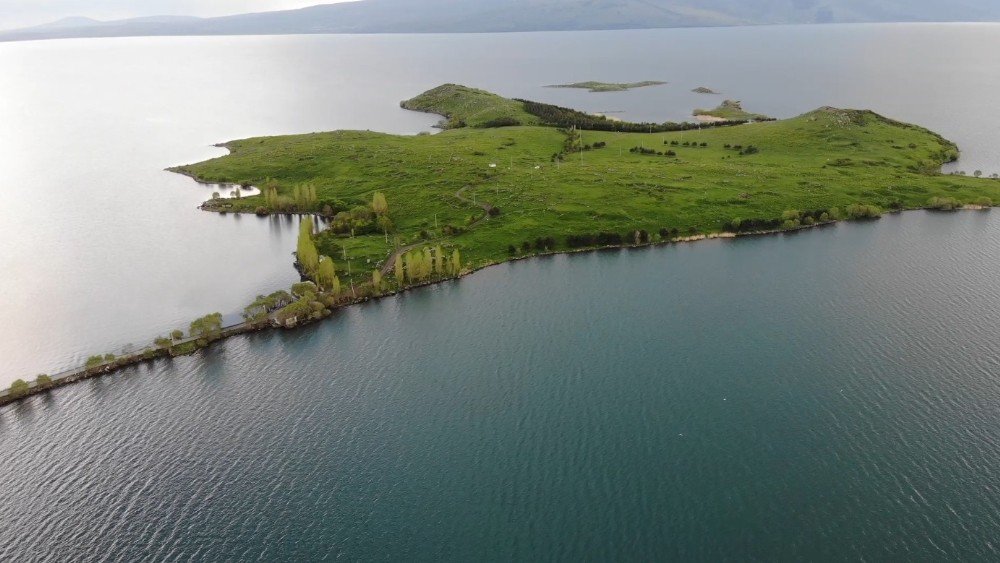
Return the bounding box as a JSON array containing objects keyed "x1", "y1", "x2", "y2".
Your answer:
[{"x1": 4, "y1": 210, "x2": 1000, "y2": 560}]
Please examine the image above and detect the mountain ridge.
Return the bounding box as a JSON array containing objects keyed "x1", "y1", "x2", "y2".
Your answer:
[{"x1": 4, "y1": 0, "x2": 1000, "y2": 42}]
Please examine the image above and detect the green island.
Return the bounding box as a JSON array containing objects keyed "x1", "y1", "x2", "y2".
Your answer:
[
  {"x1": 546, "y1": 81, "x2": 667, "y2": 92},
  {"x1": 695, "y1": 99, "x2": 773, "y2": 121},
  {"x1": 5, "y1": 82, "x2": 1000, "y2": 404},
  {"x1": 692, "y1": 86, "x2": 719, "y2": 94}
]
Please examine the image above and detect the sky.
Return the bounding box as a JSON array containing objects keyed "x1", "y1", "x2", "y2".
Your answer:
[{"x1": 0, "y1": 0, "x2": 355, "y2": 30}]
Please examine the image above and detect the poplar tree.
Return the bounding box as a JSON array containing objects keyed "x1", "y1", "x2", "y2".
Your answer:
[
  {"x1": 372, "y1": 269, "x2": 383, "y2": 291},
  {"x1": 317, "y1": 256, "x2": 337, "y2": 292},
  {"x1": 423, "y1": 247, "x2": 434, "y2": 276},
  {"x1": 434, "y1": 245, "x2": 445, "y2": 275},
  {"x1": 394, "y1": 254, "x2": 404, "y2": 285},
  {"x1": 332, "y1": 275, "x2": 341, "y2": 296},
  {"x1": 372, "y1": 192, "x2": 388, "y2": 216},
  {"x1": 451, "y1": 249, "x2": 462, "y2": 275}
]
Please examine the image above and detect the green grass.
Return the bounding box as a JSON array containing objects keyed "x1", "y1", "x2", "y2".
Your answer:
[
  {"x1": 173, "y1": 86, "x2": 999, "y2": 288},
  {"x1": 400, "y1": 83, "x2": 540, "y2": 128},
  {"x1": 547, "y1": 81, "x2": 667, "y2": 92},
  {"x1": 694, "y1": 99, "x2": 771, "y2": 121}
]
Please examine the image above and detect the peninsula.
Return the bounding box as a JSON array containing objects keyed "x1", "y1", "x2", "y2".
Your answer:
[{"x1": 5, "y1": 83, "x2": 999, "y2": 405}]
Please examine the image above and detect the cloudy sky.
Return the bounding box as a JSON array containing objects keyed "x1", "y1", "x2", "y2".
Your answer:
[{"x1": 0, "y1": 0, "x2": 355, "y2": 30}]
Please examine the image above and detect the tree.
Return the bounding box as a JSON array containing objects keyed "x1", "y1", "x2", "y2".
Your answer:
[
  {"x1": 36, "y1": 374, "x2": 52, "y2": 388},
  {"x1": 332, "y1": 275, "x2": 342, "y2": 296},
  {"x1": 317, "y1": 256, "x2": 337, "y2": 292},
  {"x1": 372, "y1": 269, "x2": 383, "y2": 291},
  {"x1": 154, "y1": 336, "x2": 172, "y2": 349},
  {"x1": 974, "y1": 170, "x2": 983, "y2": 178},
  {"x1": 372, "y1": 191, "x2": 388, "y2": 216},
  {"x1": 394, "y1": 254, "x2": 404, "y2": 285},
  {"x1": 423, "y1": 247, "x2": 434, "y2": 276},
  {"x1": 8, "y1": 379, "x2": 30, "y2": 398},
  {"x1": 297, "y1": 222, "x2": 320, "y2": 278},
  {"x1": 189, "y1": 313, "x2": 223, "y2": 341},
  {"x1": 451, "y1": 248, "x2": 462, "y2": 275},
  {"x1": 170, "y1": 329, "x2": 184, "y2": 341},
  {"x1": 434, "y1": 245, "x2": 445, "y2": 275}
]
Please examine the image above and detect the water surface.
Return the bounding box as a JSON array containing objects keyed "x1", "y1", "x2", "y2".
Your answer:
[{"x1": 3, "y1": 211, "x2": 1000, "y2": 560}]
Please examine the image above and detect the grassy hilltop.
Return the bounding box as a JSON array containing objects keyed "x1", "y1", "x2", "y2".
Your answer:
[{"x1": 173, "y1": 84, "x2": 998, "y2": 287}]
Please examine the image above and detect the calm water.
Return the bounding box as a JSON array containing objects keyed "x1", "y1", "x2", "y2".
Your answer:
[
  {"x1": 3, "y1": 24, "x2": 1000, "y2": 383},
  {"x1": 4, "y1": 24, "x2": 1000, "y2": 560},
  {"x1": 4, "y1": 211, "x2": 1000, "y2": 560}
]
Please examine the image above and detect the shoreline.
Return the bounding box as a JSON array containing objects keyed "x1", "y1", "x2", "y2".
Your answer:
[{"x1": 2, "y1": 205, "x2": 989, "y2": 409}]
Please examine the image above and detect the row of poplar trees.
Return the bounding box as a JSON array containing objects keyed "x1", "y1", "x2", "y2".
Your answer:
[{"x1": 393, "y1": 246, "x2": 461, "y2": 285}]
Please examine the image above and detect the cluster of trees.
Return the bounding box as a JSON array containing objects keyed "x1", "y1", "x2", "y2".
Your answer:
[
  {"x1": 189, "y1": 313, "x2": 224, "y2": 346},
  {"x1": 4, "y1": 375, "x2": 53, "y2": 399},
  {"x1": 566, "y1": 232, "x2": 625, "y2": 248},
  {"x1": 394, "y1": 246, "x2": 461, "y2": 285},
  {"x1": 721, "y1": 143, "x2": 759, "y2": 155},
  {"x1": 243, "y1": 290, "x2": 295, "y2": 325},
  {"x1": 666, "y1": 140, "x2": 708, "y2": 147},
  {"x1": 630, "y1": 146, "x2": 677, "y2": 157},
  {"x1": 517, "y1": 99, "x2": 748, "y2": 133},
  {"x1": 260, "y1": 181, "x2": 320, "y2": 213},
  {"x1": 509, "y1": 237, "x2": 558, "y2": 254},
  {"x1": 297, "y1": 216, "x2": 344, "y2": 294},
  {"x1": 297, "y1": 217, "x2": 321, "y2": 276},
  {"x1": 328, "y1": 193, "x2": 393, "y2": 236}
]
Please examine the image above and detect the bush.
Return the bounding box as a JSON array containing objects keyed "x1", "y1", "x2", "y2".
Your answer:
[
  {"x1": 8, "y1": 379, "x2": 30, "y2": 398},
  {"x1": 973, "y1": 197, "x2": 993, "y2": 207},
  {"x1": 845, "y1": 204, "x2": 882, "y2": 219},
  {"x1": 927, "y1": 197, "x2": 961, "y2": 211},
  {"x1": 36, "y1": 374, "x2": 52, "y2": 387},
  {"x1": 85, "y1": 355, "x2": 105, "y2": 369}
]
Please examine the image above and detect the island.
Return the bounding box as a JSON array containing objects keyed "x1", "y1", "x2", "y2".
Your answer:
[
  {"x1": 5, "y1": 83, "x2": 999, "y2": 405},
  {"x1": 546, "y1": 81, "x2": 667, "y2": 92},
  {"x1": 694, "y1": 99, "x2": 772, "y2": 122},
  {"x1": 692, "y1": 86, "x2": 719, "y2": 94}
]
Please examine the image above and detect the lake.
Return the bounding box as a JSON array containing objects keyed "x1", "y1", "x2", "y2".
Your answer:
[{"x1": 3, "y1": 24, "x2": 1000, "y2": 560}]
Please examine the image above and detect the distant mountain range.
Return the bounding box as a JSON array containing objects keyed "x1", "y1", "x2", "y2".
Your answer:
[{"x1": 4, "y1": 0, "x2": 1000, "y2": 42}]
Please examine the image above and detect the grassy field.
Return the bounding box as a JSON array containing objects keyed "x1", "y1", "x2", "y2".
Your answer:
[
  {"x1": 173, "y1": 85, "x2": 1000, "y2": 287},
  {"x1": 547, "y1": 81, "x2": 667, "y2": 92}
]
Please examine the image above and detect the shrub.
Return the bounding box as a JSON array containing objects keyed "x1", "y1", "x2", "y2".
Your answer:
[
  {"x1": 973, "y1": 197, "x2": 993, "y2": 207},
  {"x1": 782, "y1": 219, "x2": 800, "y2": 230},
  {"x1": 507, "y1": 245, "x2": 517, "y2": 255},
  {"x1": 36, "y1": 374, "x2": 52, "y2": 388},
  {"x1": 85, "y1": 355, "x2": 105, "y2": 369},
  {"x1": 8, "y1": 379, "x2": 30, "y2": 398},
  {"x1": 927, "y1": 197, "x2": 960, "y2": 211},
  {"x1": 171, "y1": 329, "x2": 184, "y2": 340},
  {"x1": 845, "y1": 204, "x2": 882, "y2": 219}
]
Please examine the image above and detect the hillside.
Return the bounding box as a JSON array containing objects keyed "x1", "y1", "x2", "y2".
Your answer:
[
  {"x1": 5, "y1": 0, "x2": 1000, "y2": 42},
  {"x1": 170, "y1": 84, "x2": 999, "y2": 287}
]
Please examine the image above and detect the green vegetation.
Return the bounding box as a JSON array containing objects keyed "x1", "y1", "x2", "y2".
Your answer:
[
  {"x1": 400, "y1": 84, "x2": 540, "y2": 129},
  {"x1": 172, "y1": 85, "x2": 1000, "y2": 291},
  {"x1": 8, "y1": 379, "x2": 30, "y2": 398},
  {"x1": 694, "y1": 99, "x2": 772, "y2": 121},
  {"x1": 692, "y1": 86, "x2": 719, "y2": 94},
  {"x1": 36, "y1": 374, "x2": 52, "y2": 388},
  {"x1": 547, "y1": 81, "x2": 667, "y2": 92}
]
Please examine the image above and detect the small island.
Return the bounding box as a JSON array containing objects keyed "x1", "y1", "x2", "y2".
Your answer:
[
  {"x1": 6, "y1": 83, "x2": 1000, "y2": 406},
  {"x1": 547, "y1": 81, "x2": 667, "y2": 92},
  {"x1": 692, "y1": 86, "x2": 719, "y2": 94}
]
